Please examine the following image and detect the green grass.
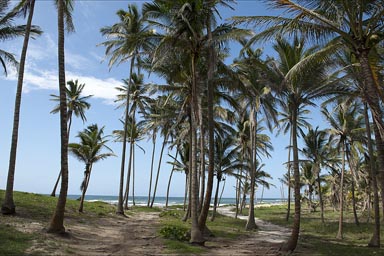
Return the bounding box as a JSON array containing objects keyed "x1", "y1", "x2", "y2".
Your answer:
[
  {"x1": 0, "y1": 224, "x2": 33, "y2": 255},
  {"x1": 247, "y1": 204, "x2": 384, "y2": 255}
]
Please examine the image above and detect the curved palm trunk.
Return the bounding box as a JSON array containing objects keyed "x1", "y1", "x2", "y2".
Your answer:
[
  {"x1": 2, "y1": 0, "x2": 36, "y2": 215},
  {"x1": 218, "y1": 178, "x2": 226, "y2": 207},
  {"x1": 150, "y1": 134, "x2": 168, "y2": 208},
  {"x1": 147, "y1": 136, "x2": 156, "y2": 207},
  {"x1": 336, "y1": 144, "x2": 346, "y2": 239},
  {"x1": 210, "y1": 174, "x2": 221, "y2": 221},
  {"x1": 79, "y1": 163, "x2": 91, "y2": 213},
  {"x1": 246, "y1": 109, "x2": 257, "y2": 230},
  {"x1": 166, "y1": 150, "x2": 179, "y2": 208},
  {"x1": 116, "y1": 56, "x2": 135, "y2": 215},
  {"x1": 365, "y1": 103, "x2": 380, "y2": 247},
  {"x1": 281, "y1": 105, "x2": 300, "y2": 252},
  {"x1": 346, "y1": 151, "x2": 359, "y2": 226},
  {"x1": 48, "y1": 0, "x2": 69, "y2": 233}
]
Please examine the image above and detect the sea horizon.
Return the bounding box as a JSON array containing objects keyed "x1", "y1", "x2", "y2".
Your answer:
[{"x1": 64, "y1": 194, "x2": 288, "y2": 207}]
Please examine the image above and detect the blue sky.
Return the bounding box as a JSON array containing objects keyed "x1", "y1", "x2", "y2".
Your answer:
[{"x1": 0, "y1": 1, "x2": 324, "y2": 199}]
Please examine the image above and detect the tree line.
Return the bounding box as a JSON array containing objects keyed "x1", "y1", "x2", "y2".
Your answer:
[{"x1": 1, "y1": 0, "x2": 384, "y2": 253}]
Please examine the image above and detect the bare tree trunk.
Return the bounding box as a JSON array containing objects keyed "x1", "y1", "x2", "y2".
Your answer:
[
  {"x1": 147, "y1": 136, "x2": 156, "y2": 207},
  {"x1": 48, "y1": 0, "x2": 69, "y2": 232},
  {"x1": 246, "y1": 109, "x2": 257, "y2": 230},
  {"x1": 123, "y1": 141, "x2": 134, "y2": 209},
  {"x1": 336, "y1": 144, "x2": 346, "y2": 240},
  {"x1": 210, "y1": 175, "x2": 221, "y2": 221},
  {"x1": 285, "y1": 130, "x2": 292, "y2": 221},
  {"x1": 2, "y1": 0, "x2": 36, "y2": 215},
  {"x1": 281, "y1": 105, "x2": 300, "y2": 252},
  {"x1": 150, "y1": 135, "x2": 168, "y2": 208},
  {"x1": 132, "y1": 143, "x2": 136, "y2": 206}
]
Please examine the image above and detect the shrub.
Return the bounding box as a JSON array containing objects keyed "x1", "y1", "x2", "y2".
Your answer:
[{"x1": 159, "y1": 225, "x2": 190, "y2": 241}]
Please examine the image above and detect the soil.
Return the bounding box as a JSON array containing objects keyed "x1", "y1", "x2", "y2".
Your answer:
[{"x1": 7, "y1": 206, "x2": 306, "y2": 255}]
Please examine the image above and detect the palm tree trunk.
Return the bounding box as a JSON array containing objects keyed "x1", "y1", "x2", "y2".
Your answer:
[
  {"x1": 246, "y1": 109, "x2": 257, "y2": 230},
  {"x1": 286, "y1": 130, "x2": 292, "y2": 221},
  {"x1": 123, "y1": 139, "x2": 134, "y2": 209},
  {"x1": 210, "y1": 174, "x2": 221, "y2": 221},
  {"x1": 48, "y1": 0, "x2": 69, "y2": 233},
  {"x1": 235, "y1": 169, "x2": 241, "y2": 219},
  {"x1": 281, "y1": 105, "x2": 300, "y2": 252},
  {"x1": 183, "y1": 171, "x2": 188, "y2": 212},
  {"x1": 147, "y1": 136, "x2": 156, "y2": 207},
  {"x1": 317, "y1": 172, "x2": 324, "y2": 223},
  {"x1": 150, "y1": 134, "x2": 168, "y2": 208},
  {"x1": 336, "y1": 144, "x2": 346, "y2": 239},
  {"x1": 116, "y1": 56, "x2": 135, "y2": 215},
  {"x1": 132, "y1": 143, "x2": 136, "y2": 206},
  {"x1": 166, "y1": 150, "x2": 179, "y2": 208},
  {"x1": 51, "y1": 112, "x2": 73, "y2": 197},
  {"x1": 366, "y1": 103, "x2": 381, "y2": 247},
  {"x1": 2, "y1": 0, "x2": 36, "y2": 215},
  {"x1": 79, "y1": 164, "x2": 91, "y2": 213},
  {"x1": 218, "y1": 178, "x2": 226, "y2": 208},
  {"x1": 190, "y1": 53, "x2": 204, "y2": 244},
  {"x1": 198, "y1": 15, "x2": 215, "y2": 232}
]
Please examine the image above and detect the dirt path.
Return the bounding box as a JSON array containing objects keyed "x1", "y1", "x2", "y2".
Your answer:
[{"x1": 201, "y1": 207, "x2": 291, "y2": 256}]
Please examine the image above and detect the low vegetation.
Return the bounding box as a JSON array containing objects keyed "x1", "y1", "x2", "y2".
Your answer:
[{"x1": 248, "y1": 205, "x2": 384, "y2": 256}]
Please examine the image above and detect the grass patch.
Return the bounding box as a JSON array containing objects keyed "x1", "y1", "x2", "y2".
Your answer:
[
  {"x1": 0, "y1": 190, "x2": 117, "y2": 255},
  {"x1": 0, "y1": 224, "x2": 32, "y2": 255},
  {"x1": 253, "y1": 204, "x2": 384, "y2": 255}
]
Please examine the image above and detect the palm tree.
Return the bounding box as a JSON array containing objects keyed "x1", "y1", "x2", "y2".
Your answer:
[
  {"x1": 302, "y1": 127, "x2": 329, "y2": 222},
  {"x1": 1, "y1": 0, "x2": 42, "y2": 215},
  {"x1": 232, "y1": 41, "x2": 277, "y2": 230},
  {"x1": 234, "y1": 0, "x2": 384, "y2": 151},
  {"x1": 47, "y1": 0, "x2": 74, "y2": 234},
  {"x1": 49, "y1": 79, "x2": 92, "y2": 197},
  {"x1": 69, "y1": 124, "x2": 114, "y2": 212},
  {"x1": 100, "y1": 3, "x2": 157, "y2": 215},
  {"x1": 267, "y1": 36, "x2": 338, "y2": 251},
  {"x1": 0, "y1": 0, "x2": 40, "y2": 75},
  {"x1": 322, "y1": 102, "x2": 365, "y2": 239}
]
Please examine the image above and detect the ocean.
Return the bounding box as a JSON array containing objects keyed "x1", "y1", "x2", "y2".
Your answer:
[{"x1": 67, "y1": 195, "x2": 286, "y2": 207}]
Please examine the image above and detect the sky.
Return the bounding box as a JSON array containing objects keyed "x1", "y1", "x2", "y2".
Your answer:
[{"x1": 0, "y1": 0, "x2": 324, "y2": 199}]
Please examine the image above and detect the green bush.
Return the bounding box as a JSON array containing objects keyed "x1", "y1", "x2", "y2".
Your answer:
[{"x1": 159, "y1": 225, "x2": 190, "y2": 241}]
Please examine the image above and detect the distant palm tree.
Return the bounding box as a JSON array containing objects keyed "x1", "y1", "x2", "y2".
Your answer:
[
  {"x1": 49, "y1": 79, "x2": 92, "y2": 197},
  {"x1": 322, "y1": 102, "x2": 365, "y2": 239},
  {"x1": 1, "y1": 0, "x2": 42, "y2": 215},
  {"x1": 100, "y1": 4, "x2": 157, "y2": 215},
  {"x1": 69, "y1": 124, "x2": 114, "y2": 212},
  {"x1": 302, "y1": 127, "x2": 329, "y2": 222}
]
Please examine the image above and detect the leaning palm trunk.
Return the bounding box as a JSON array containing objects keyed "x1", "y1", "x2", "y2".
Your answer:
[
  {"x1": 48, "y1": 0, "x2": 69, "y2": 233},
  {"x1": 364, "y1": 103, "x2": 380, "y2": 247},
  {"x1": 2, "y1": 0, "x2": 36, "y2": 215},
  {"x1": 150, "y1": 134, "x2": 168, "y2": 208},
  {"x1": 166, "y1": 150, "x2": 179, "y2": 208},
  {"x1": 123, "y1": 140, "x2": 134, "y2": 209},
  {"x1": 78, "y1": 164, "x2": 92, "y2": 213},
  {"x1": 116, "y1": 56, "x2": 135, "y2": 215},
  {"x1": 336, "y1": 144, "x2": 346, "y2": 239},
  {"x1": 147, "y1": 136, "x2": 156, "y2": 207},
  {"x1": 281, "y1": 106, "x2": 300, "y2": 252},
  {"x1": 132, "y1": 144, "x2": 136, "y2": 206}
]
